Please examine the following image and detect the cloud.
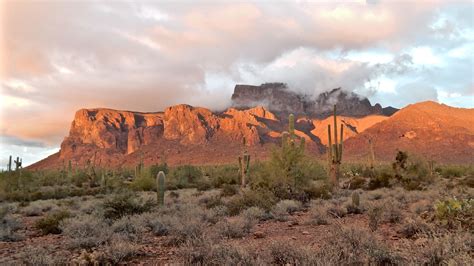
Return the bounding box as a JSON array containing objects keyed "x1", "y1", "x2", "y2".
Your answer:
[
  {"x1": 0, "y1": 134, "x2": 46, "y2": 148},
  {"x1": 0, "y1": 0, "x2": 473, "y2": 166}
]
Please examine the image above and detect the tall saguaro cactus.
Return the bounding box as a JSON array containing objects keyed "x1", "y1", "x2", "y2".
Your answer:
[
  {"x1": 368, "y1": 138, "x2": 375, "y2": 170},
  {"x1": 157, "y1": 171, "x2": 166, "y2": 206},
  {"x1": 7, "y1": 156, "x2": 12, "y2": 172},
  {"x1": 135, "y1": 154, "x2": 144, "y2": 178},
  {"x1": 327, "y1": 105, "x2": 343, "y2": 188},
  {"x1": 238, "y1": 138, "x2": 250, "y2": 188}
]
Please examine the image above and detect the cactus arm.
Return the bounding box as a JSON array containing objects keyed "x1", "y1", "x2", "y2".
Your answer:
[
  {"x1": 339, "y1": 125, "x2": 343, "y2": 162},
  {"x1": 289, "y1": 114, "x2": 295, "y2": 138},
  {"x1": 327, "y1": 125, "x2": 332, "y2": 162}
]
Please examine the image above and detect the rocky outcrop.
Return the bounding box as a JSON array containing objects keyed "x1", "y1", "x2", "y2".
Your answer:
[
  {"x1": 60, "y1": 109, "x2": 164, "y2": 158},
  {"x1": 231, "y1": 83, "x2": 397, "y2": 118}
]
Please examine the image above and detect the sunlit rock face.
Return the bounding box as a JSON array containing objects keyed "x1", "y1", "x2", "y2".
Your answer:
[{"x1": 33, "y1": 83, "x2": 411, "y2": 170}]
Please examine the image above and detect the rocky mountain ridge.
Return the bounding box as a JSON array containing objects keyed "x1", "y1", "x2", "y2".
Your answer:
[
  {"x1": 29, "y1": 84, "x2": 473, "y2": 170},
  {"x1": 231, "y1": 83, "x2": 397, "y2": 118}
]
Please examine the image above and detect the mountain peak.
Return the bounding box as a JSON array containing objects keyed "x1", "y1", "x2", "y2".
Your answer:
[{"x1": 231, "y1": 83, "x2": 395, "y2": 118}]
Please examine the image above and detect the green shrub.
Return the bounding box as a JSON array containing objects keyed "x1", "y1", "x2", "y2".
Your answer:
[
  {"x1": 103, "y1": 193, "x2": 154, "y2": 220},
  {"x1": 226, "y1": 189, "x2": 277, "y2": 216},
  {"x1": 221, "y1": 184, "x2": 239, "y2": 197},
  {"x1": 34, "y1": 210, "x2": 71, "y2": 235},
  {"x1": 368, "y1": 171, "x2": 392, "y2": 190},
  {"x1": 434, "y1": 197, "x2": 472, "y2": 229},
  {"x1": 206, "y1": 165, "x2": 240, "y2": 187},
  {"x1": 130, "y1": 176, "x2": 155, "y2": 191},
  {"x1": 169, "y1": 165, "x2": 203, "y2": 188}
]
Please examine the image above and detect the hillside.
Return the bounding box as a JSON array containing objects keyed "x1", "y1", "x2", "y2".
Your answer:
[{"x1": 344, "y1": 101, "x2": 474, "y2": 164}]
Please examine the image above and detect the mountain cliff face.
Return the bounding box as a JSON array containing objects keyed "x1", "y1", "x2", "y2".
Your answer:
[
  {"x1": 30, "y1": 84, "x2": 471, "y2": 170},
  {"x1": 231, "y1": 83, "x2": 396, "y2": 118}
]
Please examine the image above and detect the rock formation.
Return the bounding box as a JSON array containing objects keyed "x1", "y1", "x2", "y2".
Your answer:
[{"x1": 29, "y1": 84, "x2": 472, "y2": 170}]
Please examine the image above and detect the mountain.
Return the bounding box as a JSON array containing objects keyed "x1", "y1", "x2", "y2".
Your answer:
[
  {"x1": 231, "y1": 83, "x2": 397, "y2": 118},
  {"x1": 29, "y1": 85, "x2": 471, "y2": 170},
  {"x1": 344, "y1": 101, "x2": 474, "y2": 164}
]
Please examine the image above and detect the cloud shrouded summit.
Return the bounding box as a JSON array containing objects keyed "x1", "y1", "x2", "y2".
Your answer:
[{"x1": 0, "y1": 0, "x2": 473, "y2": 167}]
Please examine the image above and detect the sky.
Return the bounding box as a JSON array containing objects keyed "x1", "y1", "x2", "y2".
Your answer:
[{"x1": 0, "y1": 0, "x2": 473, "y2": 168}]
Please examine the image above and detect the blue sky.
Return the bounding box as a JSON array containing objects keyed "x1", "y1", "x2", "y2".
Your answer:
[{"x1": 0, "y1": 0, "x2": 473, "y2": 167}]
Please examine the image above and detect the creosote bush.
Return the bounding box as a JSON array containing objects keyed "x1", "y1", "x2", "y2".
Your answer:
[
  {"x1": 60, "y1": 214, "x2": 112, "y2": 249},
  {"x1": 34, "y1": 210, "x2": 71, "y2": 235},
  {"x1": 103, "y1": 192, "x2": 154, "y2": 220}
]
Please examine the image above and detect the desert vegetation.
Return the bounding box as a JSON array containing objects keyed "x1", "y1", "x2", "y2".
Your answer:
[{"x1": 1, "y1": 113, "x2": 473, "y2": 265}]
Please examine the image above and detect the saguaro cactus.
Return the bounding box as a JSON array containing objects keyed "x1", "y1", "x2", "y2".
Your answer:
[
  {"x1": 67, "y1": 160, "x2": 73, "y2": 179},
  {"x1": 135, "y1": 154, "x2": 144, "y2": 178},
  {"x1": 283, "y1": 114, "x2": 305, "y2": 151},
  {"x1": 14, "y1": 157, "x2": 22, "y2": 171},
  {"x1": 327, "y1": 105, "x2": 343, "y2": 188},
  {"x1": 7, "y1": 156, "x2": 12, "y2": 172},
  {"x1": 238, "y1": 138, "x2": 250, "y2": 188},
  {"x1": 368, "y1": 138, "x2": 375, "y2": 170},
  {"x1": 157, "y1": 171, "x2": 166, "y2": 206}
]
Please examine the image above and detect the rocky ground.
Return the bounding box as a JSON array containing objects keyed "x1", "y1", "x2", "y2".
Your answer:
[{"x1": 1, "y1": 177, "x2": 472, "y2": 265}]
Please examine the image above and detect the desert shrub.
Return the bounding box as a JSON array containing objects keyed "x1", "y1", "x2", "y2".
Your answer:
[
  {"x1": 439, "y1": 165, "x2": 465, "y2": 178},
  {"x1": 136, "y1": 212, "x2": 169, "y2": 236},
  {"x1": 169, "y1": 165, "x2": 203, "y2": 188},
  {"x1": 17, "y1": 246, "x2": 67, "y2": 266},
  {"x1": 434, "y1": 197, "x2": 473, "y2": 229},
  {"x1": 0, "y1": 212, "x2": 23, "y2": 242},
  {"x1": 201, "y1": 206, "x2": 228, "y2": 225},
  {"x1": 198, "y1": 194, "x2": 223, "y2": 209},
  {"x1": 21, "y1": 200, "x2": 57, "y2": 216},
  {"x1": 101, "y1": 236, "x2": 141, "y2": 264},
  {"x1": 241, "y1": 206, "x2": 269, "y2": 222},
  {"x1": 420, "y1": 232, "x2": 472, "y2": 265},
  {"x1": 130, "y1": 176, "x2": 155, "y2": 191},
  {"x1": 60, "y1": 214, "x2": 112, "y2": 248},
  {"x1": 308, "y1": 200, "x2": 330, "y2": 225},
  {"x1": 111, "y1": 215, "x2": 147, "y2": 241},
  {"x1": 368, "y1": 205, "x2": 383, "y2": 231},
  {"x1": 397, "y1": 217, "x2": 431, "y2": 239},
  {"x1": 317, "y1": 226, "x2": 402, "y2": 265},
  {"x1": 270, "y1": 200, "x2": 303, "y2": 222},
  {"x1": 34, "y1": 210, "x2": 71, "y2": 235},
  {"x1": 158, "y1": 206, "x2": 208, "y2": 246},
  {"x1": 226, "y1": 189, "x2": 277, "y2": 215},
  {"x1": 392, "y1": 152, "x2": 431, "y2": 190},
  {"x1": 382, "y1": 200, "x2": 403, "y2": 223},
  {"x1": 103, "y1": 192, "x2": 154, "y2": 220},
  {"x1": 206, "y1": 165, "x2": 240, "y2": 187},
  {"x1": 268, "y1": 241, "x2": 315, "y2": 265},
  {"x1": 221, "y1": 184, "x2": 239, "y2": 197},
  {"x1": 180, "y1": 237, "x2": 257, "y2": 265},
  {"x1": 302, "y1": 181, "x2": 332, "y2": 200},
  {"x1": 150, "y1": 162, "x2": 169, "y2": 176},
  {"x1": 368, "y1": 170, "x2": 392, "y2": 190},
  {"x1": 347, "y1": 176, "x2": 367, "y2": 189},
  {"x1": 215, "y1": 216, "x2": 256, "y2": 239},
  {"x1": 327, "y1": 202, "x2": 347, "y2": 218}
]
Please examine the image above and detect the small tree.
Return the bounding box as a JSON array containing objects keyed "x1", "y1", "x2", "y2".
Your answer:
[{"x1": 269, "y1": 114, "x2": 306, "y2": 192}]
